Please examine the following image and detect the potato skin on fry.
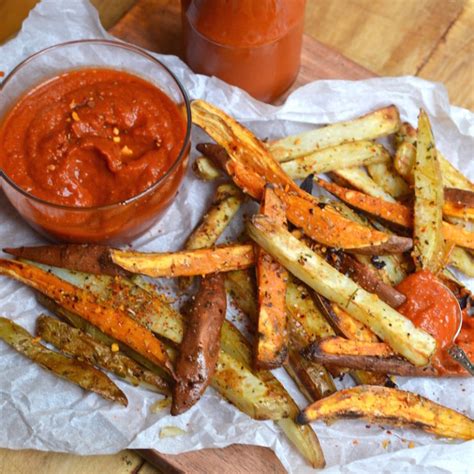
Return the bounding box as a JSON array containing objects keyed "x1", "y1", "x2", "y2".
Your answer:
[
  {"x1": 296, "y1": 385, "x2": 474, "y2": 441},
  {"x1": 172, "y1": 273, "x2": 227, "y2": 415},
  {"x1": 4, "y1": 244, "x2": 125, "y2": 277},
  {"x1": 0, "y1": 317, "x2": 128, "y2": 405}
]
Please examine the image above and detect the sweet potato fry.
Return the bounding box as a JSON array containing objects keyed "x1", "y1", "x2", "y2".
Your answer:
[
  {"x1": 192, "y1": 103, "x2": 411, "y2": 254},
  {"x1": 0, "y1": 316, "x2": 127, "y2": 405},
  {"x1": 280, "y1": 141, "x2": 390, "y2": 179},
  {"x1": 317, "y1": 178, "x2": 412, "y2": 228},
  {"x1": 325, "y1": 250, "x2": 406, "y2": 308},
  {"x1": 3, "y1": 244, "x2": 124, "y2": 276},
  {"x1": 413, "y1": 110, "x2": 445, "y2": 273},
  {"x1": 312, "y1": 336, "x2": 394, "y2": 357},
  {"x1": 110, "y1": 244, "x2": 255, "y2": 278},
  {"x1": 172, "y1": 273, "x2": 227, "y2": 415},
  {"x1": 269, "y1": 106, "x2": 400, "y2": 162},
  {"x1": 302, "y1": 347, "x2": 438, "y2": 377},
  {"x1": 443, "y1": 188, "x2": 474, "y2": 220},
  {"x1": 313, "y1": 294, "x2": 392, "y2": 386},
  {"x1": 246, "y1": 215, "x2": 437, "y2": 366},
  {"x1": 318, "y1": 178, "x2": 474, "y2": 250},
  {"x1": 297, "y1": 386, "x2": 474, "y2": 441},
  {"x1": 255, "y1": 186, "x2": 289, "y2": 369},
  {"x1": 0, "y1": 259, "x2": 174, "y2": 375}
]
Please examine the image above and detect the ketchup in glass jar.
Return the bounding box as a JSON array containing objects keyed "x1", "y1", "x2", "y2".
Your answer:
[{"x1": 181, "y1": 0, "x2": 306, "y2": 102}]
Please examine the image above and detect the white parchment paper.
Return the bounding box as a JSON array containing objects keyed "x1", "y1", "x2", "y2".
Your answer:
[{"x1": 0, "y1": 1, "x2": 473, "y2": 472}]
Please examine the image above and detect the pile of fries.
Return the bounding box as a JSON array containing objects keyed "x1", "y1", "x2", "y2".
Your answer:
[{"x1": 1, "y1": 101, "x2": 473, "y2": 468}]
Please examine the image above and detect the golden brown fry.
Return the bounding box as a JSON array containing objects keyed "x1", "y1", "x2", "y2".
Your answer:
[
  {"x1": 269, "y1": 106, "x2": 400, "y2": 162},
  {"x1": 449, "y1": 247, "x2": 474, "y2": 277},
  {"x1": 297, "y1": 386, "x2": 474, "y2": 441},
  {"x1": 443, "y1": 188, "x2": 474, "y2": 220},
  {"x1": 367, "y1": 162, "x2": 411, "y2": 198},
  {"x1": 0, "y1": 259, "x2": 174, "y2": 375},
  {"x1": 110, "y1": 244, "x2": 255, "y2": 278},
  {"x1": 413, "y1": 109, "x2": 445, "y2": 273},
  {"x1": 255, "y1": 186, "x2": 289, "y2": 369},
  {"x1": 172, "y1": 273, "x2": 227, "y2": 415},
  {"x1": 192, "y1": 156, "x2": 222, "y2": 180},
  {"x1": 394, "y1": 141, "x2": 415, "y2": 183},
  {"x1": 280, "y1": 141, "x2": 390, "y2": 179}
]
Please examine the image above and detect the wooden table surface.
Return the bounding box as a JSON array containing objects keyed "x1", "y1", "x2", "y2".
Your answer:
[{"x1": 1, "y1": 0, "x2": 473, "y2": 473}]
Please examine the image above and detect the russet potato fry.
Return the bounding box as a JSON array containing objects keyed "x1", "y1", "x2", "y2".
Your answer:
[{"x1": 269, "y1": 105, "x2": 400, "y2": 162}]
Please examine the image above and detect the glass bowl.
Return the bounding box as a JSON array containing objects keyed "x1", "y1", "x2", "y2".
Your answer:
[{"x1": 0, "y1": 39, "x2": 191, "y2": 244}]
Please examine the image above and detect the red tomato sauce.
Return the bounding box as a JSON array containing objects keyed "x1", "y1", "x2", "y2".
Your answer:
[
  {"x1": 181, "y1": 0, "x2": 306, "y2": 103},
  {"x1": 0, "y1": 68, "x2": 186, "y2": 208},
  {"x1": 396, "y1": 270, "x2": 473, "y2": 375}
]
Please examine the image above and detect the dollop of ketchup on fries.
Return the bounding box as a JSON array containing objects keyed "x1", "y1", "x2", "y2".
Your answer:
[{"x1": 396, "y1": 270, "x2": 473, "y2": 375}]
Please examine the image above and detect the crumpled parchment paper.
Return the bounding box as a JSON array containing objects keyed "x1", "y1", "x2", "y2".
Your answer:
[{"x1": 0, "y1": 1, "x2": 473, "y2": 472}]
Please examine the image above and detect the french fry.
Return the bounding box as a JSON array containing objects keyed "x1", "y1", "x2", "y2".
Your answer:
[
  {"x1": 269, "y1": 106, "x2": 400, "y2": 162},
  {"x1": 443, "y1": 188, "x2": 474, "y2": 220},
  {"x1": 36, "y1": 315, "x2": 170, "y2": 394},
  {"x1": 192, "y1": 156, "x2": 222, "y2": 180},
  {"x1": 0, "y1": 317, "x2": 127, "y2": 405},
  {"x1": 172, "y1": 273, "x2": 227, "y2": 415},
  {"x1": 313, "y1": 295, "x2": 392, "y2": 386},
  {"x1": 255, "y1": 186, "x2": 289, "y2": 369},
  {"x1": 3, "y1": 244, "x2": 123, "y2": 276},
  {"x1": 297, "y1": 386, "x2": 474, "y2": 441},
  {"x1": 180, "y1": 183, "x2": 243, "y2": 288},
  {"x1": 325, "y1": 250, "x2": 406, "y2": 308},
  {"x1": 246, "y1": 215, "x2": 437, "y2": 366},
  {"x1": 317, "y1": 178, "x2": 412, "y2": 227},
  {"x1": 394, "y1": 123, "x2": 474, "y2": 192},
  {"x1": 318, "y1": 179, "x2": 474, "y2": 250},
  {"x1": 312, "y1": 336, "x2": 395, "y2": 357},
  {"x1": 449, "y1": 246, "x2": 474, "y2": 277},
  {"x1": 191, "y1": 102, "x2": 412, "y2": 254},
  {"x1": 302, "y1": 349, "x2": 438, "y2": 377},
  {"x1": 394, "y1": 141, "x2": 416, "y2": 183},
  {"x1": 330, "y1": 167, "x2": 396, "y2": 201},
  {"x1": 0, "y1": 259, "x2": 175, "y2": 375},
  {"x1": 110, "y1": 244, "x2": 255, "y2": 278},
  {"x1": 413, "y1": 110, "x2": 445, "y2": 273},
  {"x1": 280, "y1": 141, "x2": 390, "y2": 179},
  {"x1": 367, "y1": 162, "x2": 411, "y2": 198},
  {"x1": 225, "y1": 269, "x2": 259, "y2": 320}
]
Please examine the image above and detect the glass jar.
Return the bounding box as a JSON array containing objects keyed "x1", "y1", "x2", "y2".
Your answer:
[{"x1": 181, "y1": 0, "x2": 306, "y2": 103}]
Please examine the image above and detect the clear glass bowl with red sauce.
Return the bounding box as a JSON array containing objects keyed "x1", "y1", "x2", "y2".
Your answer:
[{"x1": 0, "y1": 40, "x2": 191, "y2": 244}]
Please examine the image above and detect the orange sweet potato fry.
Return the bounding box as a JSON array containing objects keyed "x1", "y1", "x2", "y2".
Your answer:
[
  {"x1": 255, "y1": 186, "x2": 289, "y2": 369},
  {"x1": 0, "y1": 258, "x2": 174, "y2": 375}
]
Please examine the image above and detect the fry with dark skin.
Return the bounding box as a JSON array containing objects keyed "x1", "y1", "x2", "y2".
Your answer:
[
  {"x1": 0, "y1": 317, "x2": 127, "y2": 405},
  {"x1": 3, "y1": 244, "x2": 125, "y2": 277},
  {"x1": 325, "y1": 250, "x2": 406, "y2": 308},
  {"x1": 255, "y1": 186, "x2": 289, "y2": 369},
  {"x1": 296, "y1": 385, "x2": 474, "y2": 441},
  {"x1": 0, "y1": 259, "x2": 174, "y2": 375},
  {"x1": 172, "y1": 273, "x2": 227, "y2": 415},
  {"x1": 110, "y1": 244, "x2": 255, "y2": 278},
  {"x1": 36, "y1": 315, "x2": 170, "y2": 394}
]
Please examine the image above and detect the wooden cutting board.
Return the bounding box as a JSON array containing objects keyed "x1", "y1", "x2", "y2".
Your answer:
[{"x1": 109, "y1": 1, "x2": 374, "y2": 472}]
